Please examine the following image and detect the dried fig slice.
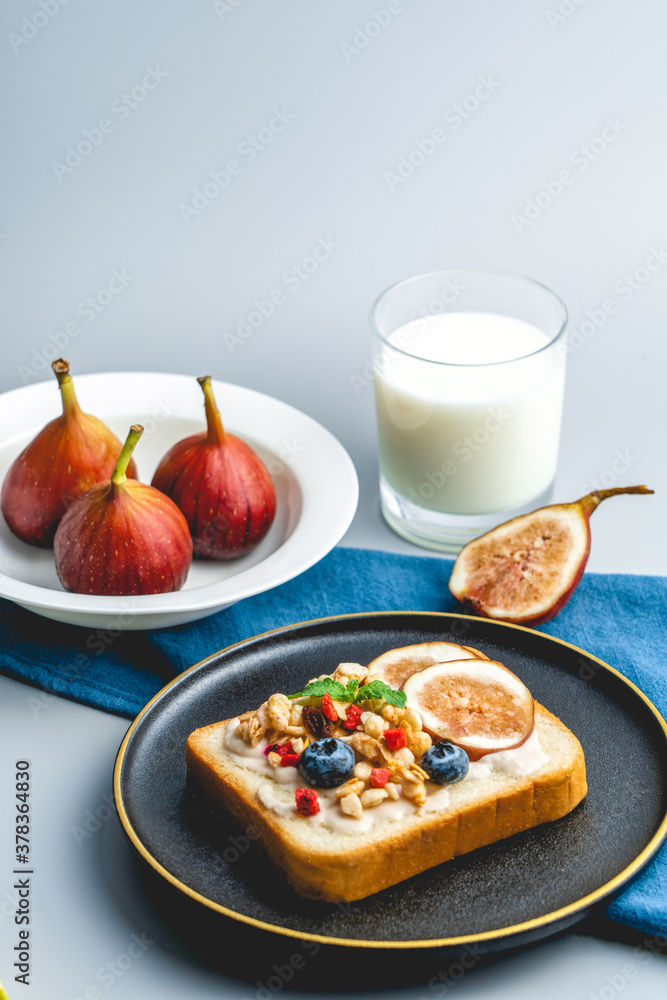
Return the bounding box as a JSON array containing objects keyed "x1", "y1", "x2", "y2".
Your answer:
[
  {"x1": 402, "y1": 659, "x2": 534, "y2": 760},
  {"x1": 461, "y1": 645, "x2": 489, "y2": 660},
  {"x1": 449, "y1": 486, "x2": 654, "y2": 625},
  {"x1": 367, "y1": 641, "x2": 487, "y2": 690}
]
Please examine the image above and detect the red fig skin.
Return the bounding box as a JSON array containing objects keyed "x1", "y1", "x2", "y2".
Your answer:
[
  {"x1": 54, "y1": 425, "x2": 192, "y2": 596},
  {"x1": 450, "y1": 486, "x2": 654, "y2": 626},
  {"x1": 1, "y1": 359, "x2": 136, "y2": 548},
  {"x1": 151, "y1": 376, "x2": 276, "y2": 560}
]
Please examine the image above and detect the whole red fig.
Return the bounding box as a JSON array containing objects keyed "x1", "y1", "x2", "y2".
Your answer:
[
  {"x1": 54, "y1": 425, "x2": 192, "y2": 596},
  {"x1": 151, "y1": 376, "x2": 276, "y2": 559},
  {"x1": 1, "y1": 359, "x2": 137, "y2": 547}
]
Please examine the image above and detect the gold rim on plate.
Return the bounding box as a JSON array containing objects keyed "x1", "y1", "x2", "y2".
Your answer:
[{"x1": 113, "y1": 611, "x2": 667, "y2": 949}]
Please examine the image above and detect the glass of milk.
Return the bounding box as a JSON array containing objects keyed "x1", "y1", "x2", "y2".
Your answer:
[{"x1": 370, "y1": 269, "x2": 568, "y2": 551}]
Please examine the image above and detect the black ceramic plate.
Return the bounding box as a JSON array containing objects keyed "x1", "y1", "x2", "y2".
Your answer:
[{"x1": 114, "y1": 612, "x2": 667, "y2": 952}]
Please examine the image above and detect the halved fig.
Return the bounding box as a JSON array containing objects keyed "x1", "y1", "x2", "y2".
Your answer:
[
  {"x1": 367, "y1": 641, "x2": 487, "y2": 690},
  {"x1": 449, "y1": 486, "x2": 654, "y2": 625},
  {"x1": 402, "y1": 659, "x2": 534, "y2": 760}
]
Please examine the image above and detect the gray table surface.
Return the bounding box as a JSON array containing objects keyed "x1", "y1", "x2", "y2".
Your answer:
[{"x1": 1, "y1": 0, "x2": 666, "y2": 995}]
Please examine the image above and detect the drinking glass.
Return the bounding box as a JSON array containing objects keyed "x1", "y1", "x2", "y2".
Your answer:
[{"x1": 370, "y1": 269, "x2": 568, "y2": 551}]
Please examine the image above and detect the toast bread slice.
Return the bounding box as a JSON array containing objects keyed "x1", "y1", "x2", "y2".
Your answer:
[{"x1": 186, "y1": 702, "x2": 586, "y2": 902}]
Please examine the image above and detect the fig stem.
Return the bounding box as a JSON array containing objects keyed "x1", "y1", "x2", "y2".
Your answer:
[
  {"x1": 112, "y1": 425, "x2": 143, "y2": 485},
  {"x1": 197, "y1": 375, "x2": 225, "y2": 445},
  {"x1": 52, "y1": 358, "x2": 81, "y2": 416},
  {"x1": 578, "y1": 484, "x2": 654, "y2": 518}
]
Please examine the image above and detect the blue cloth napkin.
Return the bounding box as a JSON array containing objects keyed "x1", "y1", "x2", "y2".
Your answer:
[{"x1": 0, "y1": 545, "x2": 665, "y2": 936}]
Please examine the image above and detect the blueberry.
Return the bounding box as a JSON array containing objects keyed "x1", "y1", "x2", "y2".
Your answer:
[
  {"x1": 421, "y1": 742, "x2": 469, "y2": 785},
  {"x1": 297, "y1": 739, "x2": 355, "y2": 789}
]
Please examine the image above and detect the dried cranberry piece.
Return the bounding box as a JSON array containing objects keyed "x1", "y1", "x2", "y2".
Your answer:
[
  {"x1": 321, "y1": 692, "x2": 338, "y2": 722},
  {"x1": 343, "y1": 704, "x2": 364, "y2": 730},
  {"x1": 280, "y1": 753, "x2": 301, "y2": 767},
  {"x1": 370, "y1": 767, "x2": 390, "y2": 788},
  {"x1": 264, "y1": 741, "x2": 295, "y2": 758},
  {"x1": 295, "y1": 788, "x2": 319, "y2": 816},
  {"x1": 384, "y1": 728, "x2": 407, "y2": 750}
]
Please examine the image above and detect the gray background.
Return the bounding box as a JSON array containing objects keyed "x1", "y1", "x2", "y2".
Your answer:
[
  {"x1": 1, "y1": 0, "x2": 666, "y2": 997},
  {"x1": 0, "y1": 0, "x2": 664, "y2": 569}
]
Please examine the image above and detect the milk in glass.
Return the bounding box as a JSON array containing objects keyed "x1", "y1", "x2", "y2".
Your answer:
[{"x1": 373, "y1": 312, "x2": 565, "y2": 516}]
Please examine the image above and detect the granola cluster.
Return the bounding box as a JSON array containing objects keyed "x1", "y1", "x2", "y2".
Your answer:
[{"x1": 235, "y1": 661, "x2": 436, "y2": 817}]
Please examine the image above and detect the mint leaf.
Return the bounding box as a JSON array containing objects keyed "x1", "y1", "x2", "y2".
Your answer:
[
  {"x1": 381, "y1": 687, "x2": 408, "y2": 708},
  {"x1": 289, "y1": 676, "x2": 407, "y2": 707},
  {"x1": 288, "y1": 679, "x2": 348, "y2": 700},
  {"x1": 355, "y1": 680, "x2": 407, "y2": 708},
  {"x1": 345, "y1": 678, "x2": 359, "y2": 699},
  {"x1": 355, "y1": 680, "x2": 391, "y2": 702}
]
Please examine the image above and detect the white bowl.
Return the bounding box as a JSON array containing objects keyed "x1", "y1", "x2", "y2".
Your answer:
[{"x1": 0, "y1": 372, "x2": 358, "y2": 630}]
